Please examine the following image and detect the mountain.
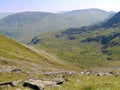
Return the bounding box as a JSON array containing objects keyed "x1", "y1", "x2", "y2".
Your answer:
[
  {"x1": 0, "y1": 9, "x2": 114, "y2": 42},
  {"x1": 55, "y1": 11, "x2": 120, "y2": 36},
  {"x1": 101, "y1": 12, "x2": 120, "y2": 28},
  {"x1": 0, "y1": 11, "x2": 120, "y2": 90},
  {"x1": 30, "y1": 11, "x2": 120, "y2": 69}
]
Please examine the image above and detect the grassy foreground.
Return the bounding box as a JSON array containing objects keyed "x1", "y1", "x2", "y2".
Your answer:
[
  {"x1": 1, "y1": 72, "x2": 120, "y2": 90},
  {"x1": 46, "y1": 75, "x2": 120, "y2": 90}
]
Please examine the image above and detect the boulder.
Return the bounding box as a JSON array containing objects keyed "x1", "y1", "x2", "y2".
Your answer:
[
  {"x1": 11, "y1": 69, "x2": 22, "y2": 73},
  {"x1": 23, "y1": 79, "x2": 45, "y2": 90},
  {"x1": 13, "y1": 80, "x2": 21, "y2": 86},
  {"x1": 23, "y1": 78, "x2": 66, "y2": 90},
  {"x1": 96, "y1": 72, "x2": 105, "y2": 76},
  {"x1": 54, "y1": 78, "x2": 66, "y2": 85},
  {"x1": 42, "y1": 81, "x2": 56, "y2": 86}
]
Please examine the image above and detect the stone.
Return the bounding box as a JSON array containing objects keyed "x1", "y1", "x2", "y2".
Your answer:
[
  {"x1": 54, "y1": 78, "x2": 65, "y2": 85},
  {"x1": 42, "y1": 81, "x2": 56, "y2": 86},
  {"x1": 11, "y1": 69, "x2": 22, "y2": 73},
  {"x1": 13, "y1": 80, "x2": 21, "y2": 86},
  {"x1": 23, "y1": 79, "x2": 45, "y2": 90},
  {"x1": 23, "y1": 78, "x2": 66, "y2": 90},
  {"x1": 96, "y1": 72, "x2": 105, "y2": 76}
]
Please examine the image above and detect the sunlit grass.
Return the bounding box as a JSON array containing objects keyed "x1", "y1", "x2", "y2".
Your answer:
[
  {"x1": 0, "y1": 72, "x2": 28, "y2": 90},
  {"x1": 0, "y1": 34, "x2": 47, "y2": 61},
  {"x1": 46, "y1": 75, "x2": 120, "y2": 90}
]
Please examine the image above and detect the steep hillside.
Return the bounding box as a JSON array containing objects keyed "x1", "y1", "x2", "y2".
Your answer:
[
  {"x1": 0, "y1": 34, "x2": 75, "y2": 71},
  {"x1": 0, "y1": 34, "x2": 46, "y2": 61},
  {"x1": 0, "y1": 9, "x2": 114, "y2": 42},
  {"x1": 102, "y1": 12, "x2": 120, "y2": 28},
  {"x1": 30, "y1": 11, "x2": 120, "y2": 69}
]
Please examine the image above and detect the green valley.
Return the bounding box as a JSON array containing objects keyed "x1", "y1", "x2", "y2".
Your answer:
[
  {"x1": 30, "y1": 12, "x2": 120, "y2": 69},
  {"x1": 0, "y1": 8, "x2": 120, "y2": 90}
]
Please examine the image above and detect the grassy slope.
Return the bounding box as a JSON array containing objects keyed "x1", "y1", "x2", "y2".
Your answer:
[
  {"x1": 0, "y1": 32, "x2": 120, "y2": 90},
  {"x1": 0, "y1": 34, "x2": 79, "y2": 89},
  {"x1": 33, "y1": 28, "x2": 120, "y2": 69},
  {"x1": 0, "y1": 34, "x2": 40, "y2": 60},
  {"x1": 46, "y1": 75, "x2": 120, "y2": 90},
  {"x1": 0, "y1": 34, "x2": 78, "y2": 70}
]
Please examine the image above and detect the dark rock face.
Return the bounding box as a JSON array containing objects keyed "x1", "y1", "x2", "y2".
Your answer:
[
  {"x1": 82, "y1": 36, "x2": 105, "y2": 43},
  {"x1": 60, "y1": 25, "x2": 101, "y2": 37},
  {"x1": 82, "y1": 32, "x2": 120, "y2": 47},
  {"x1": 101, "y1": 33, "x2": 120, "y2": 45},
  {"x1": 67, "y1": 36, "x2": 76, "y2": 40},
  {"x1": 30, "y1": 36, "x2": 42, "y2": 44},
  {"x1": 82, "y1": 32, "x2": 120, "y2": 56},
  {"x1": 62, "y1": 28, "x2": 82, "y2": 36}
]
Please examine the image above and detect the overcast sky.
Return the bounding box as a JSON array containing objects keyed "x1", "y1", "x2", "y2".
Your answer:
[{"x1": 0, "y1": 0, "x2": 119, "y2": 12}]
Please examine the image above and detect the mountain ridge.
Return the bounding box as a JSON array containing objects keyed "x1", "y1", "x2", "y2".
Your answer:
[{"x1": 0, "y1": 8, "x2": 114, "y2": 42}]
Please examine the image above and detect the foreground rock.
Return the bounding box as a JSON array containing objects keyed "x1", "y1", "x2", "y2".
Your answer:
[
  {"x1": 23, "y1": 79, "x2": 45, "y2": 90},
  {"x1": 23, "y1": 78, "x2": 66, "y2": 90}
]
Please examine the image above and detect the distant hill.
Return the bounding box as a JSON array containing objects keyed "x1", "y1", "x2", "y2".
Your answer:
[
  {"x1": 0, "y1": 9, "x2": 114, "y2": 42},
  {"x1": 0, "y1": 13, "x2": 13, "y2": 20},
  {"x1": 57, "y1": 11, "x2": 120, "y2": 36},
  {"x1": 30, "y1": 11, "x2": 120, "y2": 69}
]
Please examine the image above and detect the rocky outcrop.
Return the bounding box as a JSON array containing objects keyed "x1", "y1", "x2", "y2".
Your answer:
[
  {"x1": 30, "y1": 36, "x2": 42, "y2": 45},
  {"x1": 61, "y1": 25, "x2": 100, "y2": 37},
  {"x1": 82, "y1": 32, "x2": 120, "y2": 55},
  {"x1": 23, "y1": 78, "x2": 66, "y2": 90},
  {"x1": 23, "y1": 79, "x2": 45, "y2": 90},
  {"x1": 82, "y1": 32, "x2": 120, "y2": 45}
]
